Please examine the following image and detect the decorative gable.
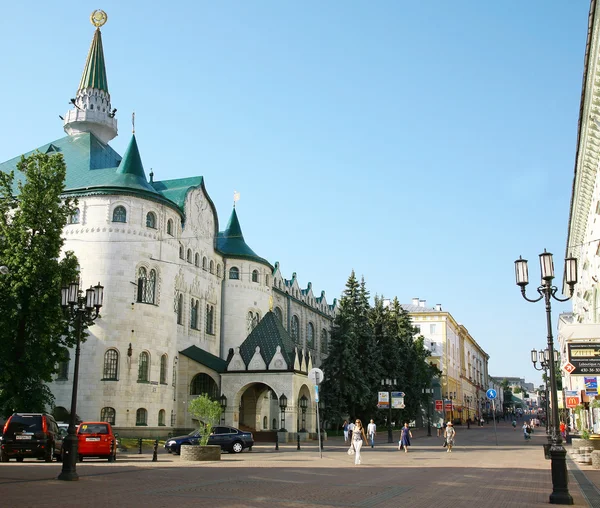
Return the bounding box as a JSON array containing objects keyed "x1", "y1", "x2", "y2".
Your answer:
[
  {"x1": 294, "y1": 347, "x2": 301, "y2": 371},
  {"x1": 227, "y1": 347, "x2": 246, "y2": 372},
  {"x1": 248, "y1": 346, "x2": 267, "y2": 371},
  {"x1": 307, "y1": 352, "x2": 313, "y2": 372},
  {"x1": 268, "y1": 346, "x2": 288, "y2": 371}
]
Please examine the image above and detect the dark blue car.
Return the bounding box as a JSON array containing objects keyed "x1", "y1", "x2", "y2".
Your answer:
[{"x1": 165, "y1": 426, "x2": 254, "y2": 454}]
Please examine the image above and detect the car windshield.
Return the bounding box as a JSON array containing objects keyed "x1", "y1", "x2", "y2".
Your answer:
[
  {"x1": 8, "y1": 415, "x2": 42, "y2": 433},
  {"x1": 187, "y1": 430, "x2": 200, "y2": 437},
  {"x1": 79, "y1": 424, "x2": 109, "y2": 435}
]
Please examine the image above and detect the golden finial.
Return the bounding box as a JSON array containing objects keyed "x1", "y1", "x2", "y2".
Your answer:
[
  {"x1": 132, "y1": 111, "x2": 135, "y2": 134},
  {"x1": 269, "y1": 296, "x2": 274, "y2": 311},
  {"x1": 90, "y1": 10, "x2": 108, "y2": 28},
  {"x1": 233, "y1": 190, "x2": 240, "y2": 208}
]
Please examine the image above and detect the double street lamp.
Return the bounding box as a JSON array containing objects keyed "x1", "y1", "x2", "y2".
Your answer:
[
  {"x1": 299, "y1": 395, "x2": 308, "y2": 432},
  {"x1": 422, "y1": 388, "x2": 433, "y2": 437},
  {"x1": 58, "y1": 280, "x2": 104, "y2": 482},
  {"x1": 219, "y1": 394, "x2": 227, "y2": 424},
  {"x1": 381, "y1": 378, "x2": 397, "y2": 443},
  {"x1": 515, "y1": 250, "x2": 577, "y2": 505},
  {"x1": 531, "y1": 348, "x2": 558, "y2": 437}
]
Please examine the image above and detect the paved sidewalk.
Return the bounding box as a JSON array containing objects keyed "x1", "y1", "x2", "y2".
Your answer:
[{"x1": 0, "y1": 421, "x2": 597, "y2": 507}]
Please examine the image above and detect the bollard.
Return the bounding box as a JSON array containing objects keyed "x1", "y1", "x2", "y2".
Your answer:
[
  {"x1": 275, "y1": 433, "x2": 279, "y2": 451},
  {"x1": 138, "y1": 438, "x2": 143, "y2": 454},
  {"x1": 297, "y1": 434, "x2": 301, "y2": 451},
  {"x1": 152, "y1": 439, "x2": 158, "y2": 462},
  {"x1": 320, "y1": 434, "x2": 324, "y2": 451}
]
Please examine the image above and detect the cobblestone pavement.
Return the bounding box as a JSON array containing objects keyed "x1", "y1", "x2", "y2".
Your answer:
[{"x1": 0, "y1": 421, "x2": 597, "y2": 507}]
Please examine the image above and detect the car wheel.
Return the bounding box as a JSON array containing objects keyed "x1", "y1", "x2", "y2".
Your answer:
[
  {"x1": 231, "y1": 441, "x2": 243, "y2": 454},
  {"x1": 16, "y1": 457, "x2": 24, "y2": 462}
]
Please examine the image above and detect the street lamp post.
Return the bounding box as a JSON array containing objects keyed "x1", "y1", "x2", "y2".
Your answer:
[
  {"x1": 299, "y1": 395, "x2": 308, "y2": 432},
  {"x1": 422, "y1": 388, "x2": 433, "y2": 436},
  {"x1": 219, "y1": 394, "x2": 227, "y2": 424},
  {"x1": 531, "y1": 348, "x2": 557, "y2": 439},
  {"x1": 515, "y1": 250, "x2": 577, "y2": 505},
  {"x1": 381, "y1": 378, "x2": 397, "y2": 443},
  {"x1": 58, "y1": 280, "x2": 104, "y2": 481},
  {"x1": 279, "y1": 394, "x2": 287, "y2": 431}
]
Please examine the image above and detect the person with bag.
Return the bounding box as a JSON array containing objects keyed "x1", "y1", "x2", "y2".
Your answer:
[
  {"x1": 342, "y1": 420, "x2": 349, "y2": 443},
  {"x1": 398, "y1": 422, "x2": 413, "y2": 453},
  {"x1": 349, "y1": 418, "x2": 368, "y2": 465},
  {"x1": 444, "y1": 421, "x2": 456, "y2": 452}
]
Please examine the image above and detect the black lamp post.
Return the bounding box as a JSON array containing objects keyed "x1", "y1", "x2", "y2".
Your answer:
[
  {"x1": 58, "y1": 280, "x2": 104, "y2": 481},
  {"x1": 422, "y1": 388, "x2": 433, "y2": 436},
  {"x1": 381, "y1": 378, "x2": 396, "y2": 443},
  {"x1": 515, "y1": 250, "x2": 577, "y2": 505},
  {"x1": 219, "y1": 394, "x2": 227, "y2": 424},
  {"x1": 299, "y1": 395, "x2": 308, "y2": 432},
  {"x1": 279, "y1": 394, "x2": 287, "y2": 431},
  {"x1": 531, "y1": 348, "x2": 557, "y2": 438}
]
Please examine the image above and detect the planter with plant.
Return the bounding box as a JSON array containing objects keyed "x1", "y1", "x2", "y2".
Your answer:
[{"x1": 182, "y1": 394, "x2": 222, "y2": 461}]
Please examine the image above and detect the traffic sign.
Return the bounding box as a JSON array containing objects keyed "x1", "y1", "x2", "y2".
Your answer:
[
  {"x1": 563, "y1": 362, "x2": 576, "y2": 374},
  {"x1": 486, "y1": 389, "x2": 497, "y2": 399},
  {"x1": 314, "y1": 384, "x2": 319, "y2": 403},
  {"x1": 435, "y1": 400, "x2": 443, "y2": 411},
  {"x1": 309, "y1": 368, "x2": 324, "y2": 385}
]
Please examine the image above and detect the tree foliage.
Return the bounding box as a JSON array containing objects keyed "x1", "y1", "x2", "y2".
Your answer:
[
  {"x1": 188, "y1": 394, "x2": 222, "y2": 445},
  {"x1": 0, "y1": 152, "x2": 79, "y2": 417}
]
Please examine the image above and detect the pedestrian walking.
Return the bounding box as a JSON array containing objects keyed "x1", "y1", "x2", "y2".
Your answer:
[
  {"x1": 444, "y1": 421, "x2": 456, "y2": 452},
  {"x1": 511, "y1": 419, "x2": 517, "y2": 431},
  {"x1": 367, "y1": 419, "x2": 376, "y2": 448},
  {"x1": 348, "y1": 419, "x2": 355, "y2": 439},
  {"x1": 398, "y1": 422, "x2": 413, "y2": 453},
  {"x1": 560, "y1": 421, "x2": 566, "y2": 439},
  {"x1": 350, "y1": 419, "x2": 368, "y2": 465},
  {"x1": 522, "y1": 422, "x2": 530, "y2": 440},
  {"x1": 342, "y1": 420, "x2": 349, "y2": 443},
  {"x1": 436, "y1": 422, "x2": 442, "y2": 437}
]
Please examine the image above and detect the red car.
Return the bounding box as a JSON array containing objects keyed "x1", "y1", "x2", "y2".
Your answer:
[{"x1": 76, "y1": 422, "x2": 117, "y2": 461}]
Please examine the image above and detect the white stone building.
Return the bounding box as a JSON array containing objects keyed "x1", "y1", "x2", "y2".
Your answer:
[{"x1": 0, "y1": 17, "x2": 336, "y2": 438}]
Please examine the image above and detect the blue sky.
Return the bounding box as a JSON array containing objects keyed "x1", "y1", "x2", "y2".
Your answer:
[{"x1": 0, "y1": 1, "x2": 591, "y2": 385}]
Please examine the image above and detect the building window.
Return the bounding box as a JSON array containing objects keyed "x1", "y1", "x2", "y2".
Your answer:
[
  {"x1": 103, "y1": 349, "x2": 119, "y2": 380},
  {"x1": 247, "y1": 311, "x2": 259, "y2": 333},
  {"x1": 57, "y1": 351, "x2": 70, "y2": 380},
  {"x1": 160, "y1": 354, "x2": 168, "y2": 384},
  {"x1": 265, "y1": 275, "x2": 270, "y2": 287},
  {"x1": 414, "y1": 324, "x2": 421, "y2": 334},
  {"x1": 146, "y1": 212, "x2": 157, "y2": 229},
  {"x1": 138, "y1": 351, "x2": 150, "y2": 382},
  {"x1": 190, "y1": 299, "x2": 199, "y2": 329},
  {"x1": 217, "y1": 264, "x2": 222, "y2": 277},
  {"x1": 67, "y1": 208, "x2": 80, "y2": 225},
  {"x1": 187, "y1": 249, "x2": 192, "y2": 263},
  {"x1": 210, "y1": 260, "x2": 214, "y2": 274},
  {"x1": 172, "y1": 359, "x2": 177, "y2": 387},
  {"x1": 202, "y1": 257, "x2": 208, "y2": 270},
  {"x1": 194, "y1": 253, "x2": 200, "y2": 267},
  {"x1": 136, "y1": 408, "x2": 148, "y2": 426},
  {"x1": 307, "y1": 322, "x2": 315, "y2": 348},
  {"x1": 291, "y1": 315, "x2": 300, "y2": 342},
  {"x1": 252, "y1": 270, "x2": 259, "y2": 283},
  {"x1": 158, "y1": 409, "x2": 166, "y2": 426},
  {"x1": 112, "y1": 206, "x2": 127, "y2": 223},
  {"x1": 179, "y1": 244, "x2": 184, "y2": 259},
  {"x1": 137, "y1": 267, "x2": 156, "y2": 304},
  {"x1": 167, "y1": 219, "x2": 173, "y2": 236},
  {"x1": 190, "y1": 373, "x2": 218, "y2": 399},
  {"x1": 177, "y1": 293, "x2": 183, "y2": 325},
  {"x1": 206, "y1": 304, "x2": 215, "y2": 334},
  {"x1": 321, "y1": 329, "x2": 328, "y2": 353},
  {"x1": 430, "y1": 324, "x2": 437, "y2": 334},
  {"x1": 170, "y1": 410, "x2": 176, "y2": 426},
  {"x1": 100, "y1": 407, "x2": 116, "y2": 425},
  {"x1": 274, "y1": 306, "x2": 283, "y2": 323},
  {"x1": 229, "y1": 267, "x2": 239, "y2": 280}
]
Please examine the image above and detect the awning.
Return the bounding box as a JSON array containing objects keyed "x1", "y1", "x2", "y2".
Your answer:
[{"x1": 559, "y1": 323, "x2": 600, "y2": 340}]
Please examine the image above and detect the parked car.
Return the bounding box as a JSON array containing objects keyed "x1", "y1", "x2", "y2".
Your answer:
[
  {"x1": 0, "y1": 413, "x2": 63, "y2": 462},
  {"x1": 165, "y1": 426, "x2": 254, "y2": 454},
  {"x1": 76, "y1": 422, "x2": 117, "y2": 461}
]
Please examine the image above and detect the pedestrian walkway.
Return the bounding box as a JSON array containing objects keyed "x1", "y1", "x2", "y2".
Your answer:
[{"x1": 0, "y1": 421, "x2": 597, "y2": 507}]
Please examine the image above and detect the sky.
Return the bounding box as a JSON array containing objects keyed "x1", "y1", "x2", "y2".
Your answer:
[{"x1": 0, "y1": 1, "x2": 592, "y2": 386}]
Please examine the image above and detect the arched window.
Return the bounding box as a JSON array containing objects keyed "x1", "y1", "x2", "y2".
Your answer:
[
  {"x1": 179, "y1": 244, "x2": 184, "y2": 259},
  {"x1": 265, "y1": 275, "x2": 270, "y2": 287},
  {"x1": 217, "y1": 264, "x2": 222, "y2": 277},
  {"x1": 189, "y1": 373, "x2": 218, "y2": 399},
  {"x1": 136, "y1": 408, "x2": 148, "y2": 426},
  {"x1": 229, "y1": 267, "x2": 239, "y2": 280},
  {"x1": 158, "y1": 409, "x2": 166, "y2": 426},
  {"x1": 187, "y1": 249, "x2": 192, "y2": 263},
  {"x1": 252, "y1": 270, "x2": 259, "y2": 283},
  {"x1": 263, "y1": 416, "x2": 268, "y2": 429},
  {"x1": 167, "y1": 219, "x2": 173, "y2": 236},
  {"x1": 103, "y1": 349, "x2": 119, "y2": 380},
  {"x1": 68, "y1": 208, "x2": 80, "y2": 225},
  {"x1": 112, "y1": 206, "x2": 127, "y2": 223},
  {"x1": 272, "y1": 418, "x2": 277, "y2": 430},
  {"x1": 160, "y1": 354, "x2": 168, "y2": 384},
  {"x1": 307, "y1": 322, "x2": 315, "y2": 348},
  {"x1": 206, "y1": 304, "x2": 215, "y2": 334},
  {"x1": 101, "y1": 407, "x2": 116, "y2": 425},
  {"x1": 274, "y1": 307, "x2": 283, "y2": 323},
  {"x1": 57, "y1": 351, "x2": 70, "y2": 380},
  {"x1": 190, "y1": 299, "x2": 199, "y2": 329},
  {"x1": 146, "y1": 212, "x2": 157, "y2": 229},
  {"x1": 291, "y1": 315, "x2": 300, "y2": 342},
  {"x1": 194, "y1": 253, "x2": 200, "y2": 267},
  {"x1": 210, "y1": 260, "x2": 214, "y2": 274},
  {"x1": 138, "y1": 351, "x2": 150, "y2": 382},
  {"x1": 247, "y1": 311, "x2": 255, "y2": 334},
  {"x1": 202, "y1": 257, "x2": 207, "y2": 270},
  {"x1": 321, "y1": 329, "x2": 328, "y2": 353},
  {"x1": 177, "y1": 293, "x2": 183, "y2": 325},
  {"x1": 172, "y1": 358, "x2": 177, "y2": 387},
  {"x1": 137, "y1": 267, "x2": 156, "y2": 304}
]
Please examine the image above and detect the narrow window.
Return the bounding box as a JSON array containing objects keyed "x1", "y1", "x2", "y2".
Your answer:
[
  {"x1": 167, "y1": 219, "x2": 173, "y2": 236},
  {"x1": 265, "y1": 275, "x2": 270, "y2": 287},
  {"x1": 202, "y1": 257, "x2": 207, "y2": 270},
  {"x1": 307, "y1": 322, "x2": 315, "y2": 348},
  {"x1": 100, "y1": 407, "x2": 116, "y2": 425},
  {"x1": 138, "y1": 351, "x2": 150, "y2": 382},
  {"x1": 158, "y1": 409, "x2": 166, "y2": 426},
  {"x1": 146, "y1": 212, "x2": 157, "y2": 229},
  {"x1": 291, "y1": 315, "x2": 300, "y2": 342},
  {"x1": 170, "y1": 410, "x2": 176, "y2": 426},
  {"x1": 229, "y1": 267, "x2": 239, "y2": 280},
  {"x1": 194, "y1": 253, "x2": 200, "y2": 267},
  {"x1": 103, "y1": 349, "x2": 119, "y2": 380},
  {"x1": 217, "y1": 264, "x2": 222, "y2": 277},
  {"x1": 172, "y1": 359, "x2": 177, "y2": 387},
  {"x1": 112, "y1": 206, "x2": 127, "y2": 223},
  {"x1": 190, "y1": 299, "x2": 199, "y2": 329},
  {"x1": 136, "y1": 408, "x2": 148, "y2": 426},
  {"x1": 57, "y1": 351, "x2": 70, "y2": 380},
  {"x1": 137, "y1": 267, "x2": 156, "y2": 304},
  {"x1": 187, "y1": 249, "x2": 192, "y2": 263},
  {"x1": 160, "y1": 354, "x2": 168, "y2": 384},
  {"x1": 320, "y1": 329, "x2": 328, "y2": 353},
  {"x1": 210, "y1": 260, "x2": 214, "y2": 274},
  {"x1": 179, "y1": 244, "x2": 184, "y2": 259},
  {"x1": 206, "y1": 304, "x2": 215, "y2": 334},
  {"x1": 252, "y1": 270, "x2": 259, "y2": 283},
  {"x1": 177, "y1": 293, "x2": 184, "y2": 325},
  {"x1": 68, "y1": 208, "x2": 80, "y2": 225}
]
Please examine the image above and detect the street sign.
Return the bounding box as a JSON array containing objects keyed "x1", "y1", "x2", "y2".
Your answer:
[
  {"x1": 377, "y1": 391, "x2": 389, "y2": 408},
  {"x1": 566, "y1": 343, "x2": 600, "y2": 375},
  {"x1": 391, "y1": 391, "x2": 405, "y2": 409},
  {"x1": 566, "y1": 395, "x2": 579, "y2": 408},
  {"x1": 563, "y1": 362, "x2": 576, "y2": 374},
  {"x1": 314, "y1": 384, "x2": 319, "y2": 402},
  {"x1": 444, "y1": 400, "x2": 453, "y2": 411},
  {"x1": 308, "y1": 368, "x2": 324, "y2": 385},
  {"x1": 585, "y1": 377, "x2": 598, "y2": 396},
  {"x1": 435, "y1": 400, "x2": 443, "y2": 411},
  {"x1": 486, "y1": 389, "x2": 497, "y2": 400}
]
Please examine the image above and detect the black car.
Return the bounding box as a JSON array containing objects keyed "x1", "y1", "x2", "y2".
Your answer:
[
  {"x1": 165, "y1": 426, "x2": 254, "y2": 454},
  {"x1": 1, "y1": 413, "x2": 65, "y2": 462}
]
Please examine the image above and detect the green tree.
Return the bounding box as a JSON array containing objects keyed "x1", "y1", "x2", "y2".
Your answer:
[
  {"x1": 0, "y1": 151, "x2": 79, "y2": 417},
  {"x1": 188, "y1": 394, "x2": 223, "y2": 445}
]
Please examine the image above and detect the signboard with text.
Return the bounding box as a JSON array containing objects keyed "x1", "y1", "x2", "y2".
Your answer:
[
  {"x1": 565, "y1": 389, "x2": 580, "y2": 409},
  {"x1": 444, "y1": 400, "x2": 453, "y2": 411},
  {"x1": 435, "y1": 400, "x2": 443, "y2": 411},
  {"x1": 377, "y1": 391, "x2": 389, "y2": 408},
  {"x1": 585, "y1": 377, "x2": 598, "y2": 396},
  {"x1": 391, "y1": 391, "x2": 405, "y2": 409},
  {"x1": 567, "y1": 342, "x2": 600, "y2": 375}
]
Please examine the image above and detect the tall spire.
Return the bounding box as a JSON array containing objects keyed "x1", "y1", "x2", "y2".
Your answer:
[{"x1": 63, "y1": 10, "x2": 118, "y2": 145}]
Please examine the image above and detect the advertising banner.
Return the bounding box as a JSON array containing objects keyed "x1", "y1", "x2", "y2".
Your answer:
[
  {"x1": 444, "y1": 400, "x2": 453, "y2": 411},
  {"x1": 435, "y1": 400, "x2": 443, "y2": 411},
  {"x1": 391, "y1": 391, "x2": 405, "y2": 409},
  {"x1": 565, "y1": 389, "x2": 580, "y2": 409},
  {"x1": 567, "y1": 343, "x2": 600, "y2": 375},
  {"x1": 377, "y1": 391, "x2": 389, "y2": 408},
  {"x1": 585, "y1": 377, "x2": 598, "y2": 396}
]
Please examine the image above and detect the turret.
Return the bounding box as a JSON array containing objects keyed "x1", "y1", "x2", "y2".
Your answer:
[{"x1": 63, "y1": 10, "x2": 117, "y2": 144}]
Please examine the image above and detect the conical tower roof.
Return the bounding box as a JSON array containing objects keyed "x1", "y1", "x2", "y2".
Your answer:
[
  {"x1": 78, "y1": 28, "x2": 109, "y2": 92},
  {"x1": 217, "y1": 208, "x2": 272, "y2": 266},
  {"x1": 113, "y1": 134, "x2": 159, "y2": 194}
]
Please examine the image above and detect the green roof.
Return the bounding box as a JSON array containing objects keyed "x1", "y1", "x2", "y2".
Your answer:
[
  {"x1": 151, "y1": 176, "x2": 204, "y2": 211},
  {"x1": 79, "y1": 28, "x2": 109, "y2": 92},
  {"x1": 180, "y1": 345, "x2": 227, "y2": 373},
  {"x1": 237, "y1": 311, "x2": 296, "y2": 368},
  {"x1": 217, "y1": 208, "x2": 271, "y2": 267}
]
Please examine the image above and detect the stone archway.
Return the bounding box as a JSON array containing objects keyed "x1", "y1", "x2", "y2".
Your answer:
[
  {"x1": 297, "y1": 384, "x2": 313, "y2": 433},
  {"x1": 234, "y1": 382, "x2": 280, "y2": 439}
]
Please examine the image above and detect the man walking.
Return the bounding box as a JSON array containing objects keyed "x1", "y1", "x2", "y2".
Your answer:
[
  {"x1": 367, "y1": 419, "x2": 376, "y2": 448},
  {"x1": 348, "y1": 419, "x2": 355, "y2": 439}
]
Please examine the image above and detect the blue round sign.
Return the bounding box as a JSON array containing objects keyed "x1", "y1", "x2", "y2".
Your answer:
[{"x1": 486, "y1": 389, "x2": 497, "y2": 399}]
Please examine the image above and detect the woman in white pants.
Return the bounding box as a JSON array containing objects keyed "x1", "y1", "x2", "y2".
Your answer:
[{"x1": 351, "y1": 419, "x2": 369, "y2": 465}]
